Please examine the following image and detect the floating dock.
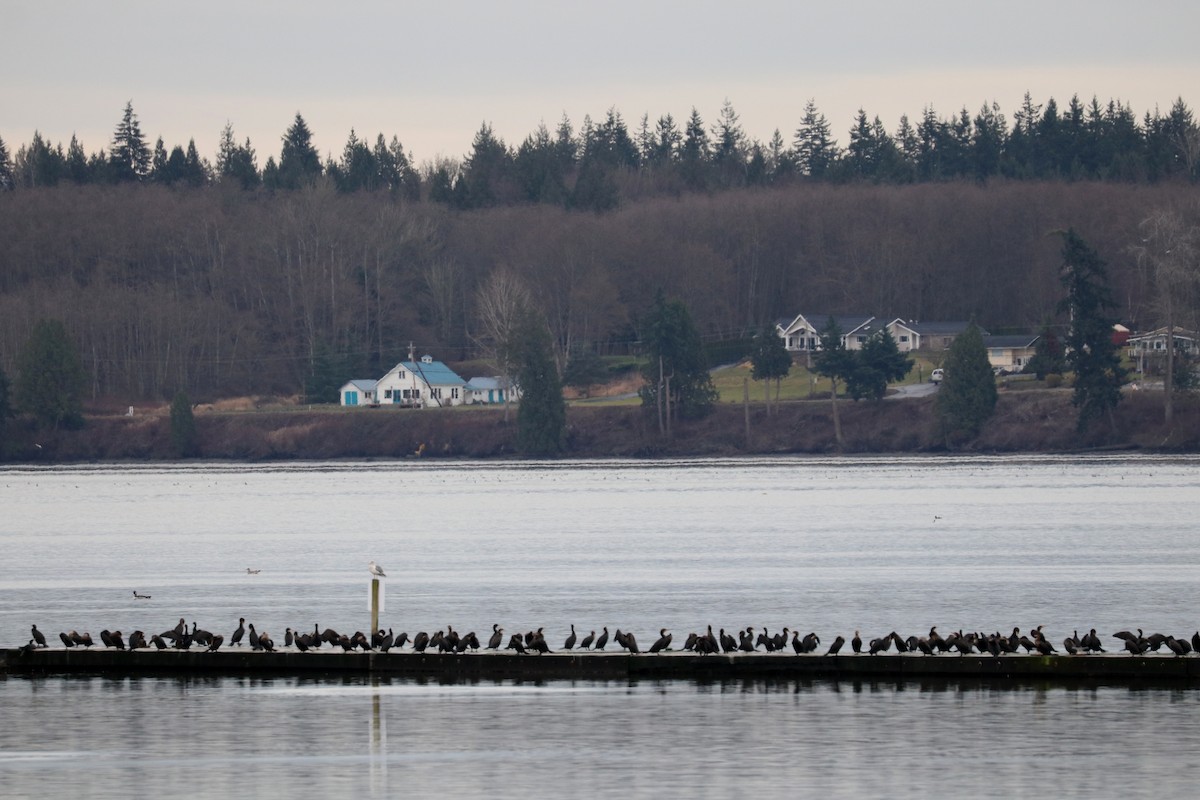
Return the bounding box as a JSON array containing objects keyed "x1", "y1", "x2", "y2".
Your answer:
[{"x1": 5, "y1": 648, "x2": 1200, "y2": 684}]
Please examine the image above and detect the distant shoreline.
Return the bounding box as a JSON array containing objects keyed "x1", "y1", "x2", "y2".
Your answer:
[{"x1": 4, "y1": 391, "x2": 1198, "y2": 463}]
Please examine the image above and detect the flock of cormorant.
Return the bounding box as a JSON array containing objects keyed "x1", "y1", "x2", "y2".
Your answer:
[{"x1": 20, "y1": 621, "x2": 1200, "y2": 657}]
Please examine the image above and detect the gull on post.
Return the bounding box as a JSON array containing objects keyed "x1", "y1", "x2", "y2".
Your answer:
[{"x1": 369, "y1": 560, "x2": 386, "y2": 578}]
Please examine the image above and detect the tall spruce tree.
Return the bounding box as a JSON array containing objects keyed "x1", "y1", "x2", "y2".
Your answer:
[
  {"x1": 0, "y1": 134, "x2": 13, "y2": 190},
  {"x1": 513, "y1": 312, "x2": 566, "y2": 456},
  {"x1": 793, "y1": 100, "x2": 838, "y2": 178},
  {"x1": 169, "y1": 390, "x2": 198, "y2": 457},
  {"x1": 1059, "y1": 229, "x2": 1127, "y2": 431},
  {"x1": 845, "y1": 329, "x2": 912, "y2": 400},
  {"x1": 750, "y1": 323, "x2": 792, "y2": 409},
  {"x1": 109, "y1": 101, "x2": 151, "y2": 182},
  {"x1": 813, "y1": 318, "x2": 855, "y2": 450},
  {"x1": 0, "y1": 365, "x2": 11, "y2": 458},
  {"x1": 15, "y1": 319, "x2": 87, "y2": 429},
  {"x1": 934, "y1": 322, "x2": 997, "y2": 444},
  {"x1": 640, "y1": 292, "x2": 717, "y2": 431},
  {"x1": 278, "y1": 113, "x2": 322, "y2": 189}
]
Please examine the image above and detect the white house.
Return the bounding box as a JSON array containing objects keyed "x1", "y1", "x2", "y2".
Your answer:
[
  {"x1": 886, "y1": 320, "x2": 982, "y2": 352},
  {"x1": 775, "y1": 313, "x2": 877, "y2": 352},
  {"x1": 463, "y1": 376, "x2": 520, "y2": 405},
  {"x1": 982, "y1": 334, "x2": 1039, "y2": 372},
  {"x1": 339, "y1": 379, "x2": 377, "y2": 407},
  {"x1": 1126, "y1": 326, "x2": 1197, "y2": 356},
  {"x1": 343, "y1": 355, "x2": 466, "y2": 408}
]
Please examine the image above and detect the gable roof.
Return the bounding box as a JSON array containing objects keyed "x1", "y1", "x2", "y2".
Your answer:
[
  {"x1": 982, "y1": 334, "x2": 1039, "y2": 349},
  {"x1": 341, "y1": 379, "x2": 377, "y2": 392},
  {"x1": 391, "y1": 359, "x2": 466, "y2": 386},
  {"x1": 780, "y1": 312, "x2": 875, "y2": 336},
  {"x1": 889, "y1": 319, "x2": 985, "y2": 336},
  {"x1": 464, "y1": 376, "x2": 512, "y2": 391}
]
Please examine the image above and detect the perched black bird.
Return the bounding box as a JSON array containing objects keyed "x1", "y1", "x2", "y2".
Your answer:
[
  {"x1": 851, "y1": 631, "x2": 862, "y2": 654},
  {"x1": 506, "y1": 634, "x2": 527, "y2": 654},
  {"x1": 259, "y1": 631, "x2": 275, "y2": 652},
  {"x1": 31, "y1": 625, "x2": 47, "y2": 648},
  {"x1": 231, "y1": 618, "x2": 245, "y2": 647},
  {"x1": 285, "y1": 628, "x2": 295, "y2": 648},
  {"x1": 412, "y1": 632, "x2": 430, "y2": 652},
  {"x1": 564, "y1": 625, "x2": 577, "y2": 650},
  {"x1": 594, "y1": 627, "x2": 609, "y2": 651},
  {"x1": 487, "y1": 625, "x2": 503, "y2": 650},
  {"x1": 580, "y1": 630, "x2": 596, "y2": 650},
  {"x1": 59, "y1": 631, "x2": 75, "y2": 648},
  {"x1": 825, "y1": 635, "x2": 846, "y2": 656},
  {"x1": 248, "y1": 624, "x2": 260, "y2": 651},
  {"x1": 648, "y1": 629, "x2": 672, "y2": 654},
  {"x1": 379, "y1": 629, "x2": 394, "y2": 652},
  {"x1": 207, "y1": 634, "x2": 225, "y2": 652},
  {"x1": 150, "y1": 634, "x2": 169, "y2": 650}
]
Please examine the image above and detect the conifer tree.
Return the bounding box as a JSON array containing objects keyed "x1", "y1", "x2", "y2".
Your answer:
[
  {"x1": 109, "y1": 101, "x2": 151, "y2": 182},
  {"x1": 750, "y1": 324, "x2": 792, "y2": 408},
  {"x1": 169, "y1": 390, "x2": 198, "y2": 457},
  {"x1": 640, "y1": 292, "x2": 717, "y2": 430},
  {"x1": 934, "y1": 322, "x2": 997, "y2": 444},
  {"x1": 15, "y1": 319, "x2": 87, "y2": 429},
  {"x1": 513, "y1": 311, "x2": 566, "y2": 456},
  {"x1": 278, "y1": 112, "x2": 322, "y2": 189},
  {"x1": 1059, "y1": 229, "x2": 1127, "y2": 431},
  {"x1": 0, "y1": 135, "x2": 13, "y2": 190},
  {"x1": 793, "y1": 99, "x2": 838, "y2": 178}
]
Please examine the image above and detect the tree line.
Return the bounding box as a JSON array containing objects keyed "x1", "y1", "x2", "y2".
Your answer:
[
  {"x1": 2, "y1": 94, "x2": 1197, "y2": 208},
  {"x1": 1, "y1": 175, "x2": 1197, "y2": 404}
]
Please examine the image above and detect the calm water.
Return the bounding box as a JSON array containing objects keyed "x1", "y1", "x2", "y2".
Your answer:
[{"x1": 2, "y1": 455, "x2": 1199, "y2": 798}]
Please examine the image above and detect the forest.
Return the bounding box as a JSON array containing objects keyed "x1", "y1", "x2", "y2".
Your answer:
[{"x1": 0, "y1": 95, "x2": 1198, "y2": 402}]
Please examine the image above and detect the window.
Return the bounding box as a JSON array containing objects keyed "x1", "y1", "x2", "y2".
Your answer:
[
  {"x1": 452, "y1": 388, "x2": 459, "y2": 399},
  {"x1": 899, "y1": 335, "x2": 909, "y2": 343},
  {"x1": 431, "y1": 388, "x2": 442, "y2": 399},
  {"x1": 856, "y1": 335, "x2": 866, "y2": 344},
  {"x1": 383, "y1": 389, "x2": 393, "y2": 399},
  {"x1": 397, "y1": 370, "x2": 406, "y2": 379}
]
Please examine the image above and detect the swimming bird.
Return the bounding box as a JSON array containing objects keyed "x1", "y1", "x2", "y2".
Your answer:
[
  {"x1": 649, "y1": 629, "x2": 672, "y2": 654},
  {"x1": 594, "y1": 627, "x2": 609, "y2": 651},
  {"x1": 31, "y1": 625, "x2": 47, "y2": 648},
  {"x1": 231, "y1": 618, "x2": 245, "y2": 646},
  {"x1": 246, "y1": 568, "x2": 261, "y2": 574},
  {"x1": 368, "y1": 560, "x2": 386, "y2": 578},
  {"x1": 580, "y1": 630, "x2": 596, "y2": 650},
  {"x1": 133, "y1": 590, "x2": 151, "y2": 600},
  {"x1": 563, "y1": 625, "x2": 577, "y2": 650}
]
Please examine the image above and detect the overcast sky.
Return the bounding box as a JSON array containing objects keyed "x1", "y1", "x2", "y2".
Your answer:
[{"x1": 5, "y1": 1, "x2": 1199, "y2": 167}]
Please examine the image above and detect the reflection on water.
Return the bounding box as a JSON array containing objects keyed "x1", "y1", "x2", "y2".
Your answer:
[{"x1": 2, "y1": 674, "x2": 1199, "y2": 799}]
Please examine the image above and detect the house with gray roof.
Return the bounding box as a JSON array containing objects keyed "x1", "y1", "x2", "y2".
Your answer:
[
  {"x1": 886, "y1": 319, "x2": 985, "y2": 352},
  {"x1": 463, "y1": 376, "x2": 521, "y2": 405},
  {"x1": 775, "y1": 313, "x2": 878, "y2": 352}
]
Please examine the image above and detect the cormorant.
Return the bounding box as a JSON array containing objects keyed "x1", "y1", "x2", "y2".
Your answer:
[
  {"x1": 563, "y1": 625, "x2": 577, "y2": 650},
  {"x1": 31, "y1": 625, "x2": 47, "y2": 648},
  {"x1": 649, "y1": 629, "x2": 672, "y2": 653}
]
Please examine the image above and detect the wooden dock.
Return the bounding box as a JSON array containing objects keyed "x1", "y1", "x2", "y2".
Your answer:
[{"x1": 5, "y1": 647, "x2": 1200, "y2": 683}]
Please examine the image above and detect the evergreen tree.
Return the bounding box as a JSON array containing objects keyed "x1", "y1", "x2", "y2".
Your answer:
[
  {"x1": 749, "y1": 323, "x2": 792, "y2": 407},
  {"x1": 711, "y1": 99, "x2": 747, "y2": 187},
  {"x1": 640, "y1": 292, "x2": 718, "y2": 429},
  {"x1": 793, "y1": 99, "x2": 838, "y2": 178},
  {"x1": 562, "y1": 345, "x2": 608, "y2": 398},
  {"x1": 151, "y1": 137, "x2": 170, "y2": 182},
  {"x1": 934, "y1": 322, "x2": 997, "y2": 444},
  {"x1": 15, "y1": 319, "x2": 87, "y2": 429},
  {"x1": 109, "y1": 101, "x2": 151, "y2": 182},
  {"x1": 680, "y1": 108, "x2": 712, "y2": 190},
  {"x1": 169, "y1": 390, "x2": 198, "y2": 458},
  {"x1": 278, "y1": 112, "x2": 322, "y2": 189},
  {"x1": 0, "y1": 135, "x2": 13, "y2": 190},
  {"x1": 1025, "y1": 327, "x2": 1067, "y2": 379},
  {"x1": 0, "y1": 365, "x2": 10, "y2": 458},
  {"x1": 513, "y1": 312, "x2": 566, "y2": 456},
  {"x1": 1058, "y1": 229, "x2": 1127, "y2": 432},
  {"x1": 813, "y1": 318, "x2": 854, "y2": 450},
  {"x1": 845, "y1": 329, "x2": 912, "y2": 400},
  {"x1": 457, "y1": 122, "x2": 512, "y2": 208},
  {"x1": 65, "y1": 135, "x2": 90, "y2": 184}
]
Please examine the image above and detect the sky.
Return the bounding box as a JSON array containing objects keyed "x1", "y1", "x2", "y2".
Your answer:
[{"x1": 5, "y1": 0, "x2": 1200, "y2": 167}]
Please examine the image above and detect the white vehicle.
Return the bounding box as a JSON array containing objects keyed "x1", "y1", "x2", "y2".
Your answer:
[{"x1": 930, "y1": 368, "x2": 945, "y2": 384}]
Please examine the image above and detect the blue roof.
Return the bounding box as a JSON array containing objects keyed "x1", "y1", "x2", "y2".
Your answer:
[
  {"x1": 343, "y1": 379, "x2": 377, "y2": 392},
  {"x1": 464, "y1": 376, "x2": 511, "y2": 391},
  {"x1": 396, "y1": 360, "x2": 465, "y2": 387}
]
